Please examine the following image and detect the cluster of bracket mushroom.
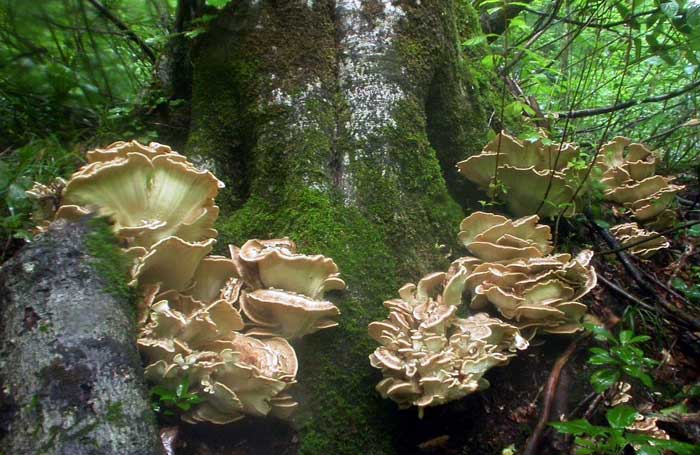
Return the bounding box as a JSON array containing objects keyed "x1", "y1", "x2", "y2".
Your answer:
[
  {"x1": 456, "y1": 212, "x2": 596, "y2": 335},
  {"x1": 456, "y1": 131, "x2": 583, "y2": 218},
  {"x1": 595, "y1": 137, "x2": 684, "y2": 231},
  {"x1": 29, "y1": 140, "x2": 344, "y2": 424},
  {"x1": 368, "y1": 210, "x2": 597, "y2": 414},
  {"x1": 608, "y1": 223, "x2": 669, "y2": 259},
  {"x1": 368, "y1": 266, "x2": 528, "y2": 417}
]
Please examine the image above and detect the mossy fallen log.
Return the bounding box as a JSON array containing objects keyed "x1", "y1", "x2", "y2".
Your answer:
[{"x1": 0, "y1": 218, "x2": 161, "y2": 455}]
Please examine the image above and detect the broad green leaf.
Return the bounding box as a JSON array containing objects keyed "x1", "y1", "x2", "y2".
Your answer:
[
  {"x1": 591, "y1": 368, "x2": 620, "y2": 393},
  {"x1": 687, "y1": 224, "x2": 700, "y2": 237},
  {"x1": 661, "y1": 1, "x2": 680, "y2": 19},
  {"x1": 606, "y1": 405, "x2": 639, "y2": 429},
  {"x1": 549, "y1": 419, "x2": 597, "y2": 435},
  {"x1": 463, "y1": 35, "x2": 488, "y2": 47},
  {"x1": 588, "y1": 352, "x2": 617, "y2": 366},
  {"x1": 584, "y1": 324, "x2": 617, "y2": 344},
  {"x1": 206, "y1": 0, "x2": 233, "y2": 7}
]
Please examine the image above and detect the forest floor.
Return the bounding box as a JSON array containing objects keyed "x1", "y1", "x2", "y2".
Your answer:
[{"x1": 148, "y1": 180, "x2": 700, "y2": 455}]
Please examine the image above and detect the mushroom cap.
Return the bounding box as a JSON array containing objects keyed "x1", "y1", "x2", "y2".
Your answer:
[
  {"x1": 235, "y1": 239, "x2": 345, "y2": 299},
  {"x1": 240, "y1": 289, "x2": 340, "y2": 339},
  {"x1": 498, "y1": 165, "x2": 576, "y2": 218},
  {"x1": 62, "y1": 150, "x2": 223, "y2": 248},
  {"x1": 184, "y1": 255, "x2": 239, "y2": 303},
  {"x1": 610, "y1": 222, "x2": 670, "y2": 258},
  {"x1": 368, "y1": 269, "x2": 528, "y2": 415},
  {"x1": 130, "y1": 236, "x2": 215, "y2": 291}
]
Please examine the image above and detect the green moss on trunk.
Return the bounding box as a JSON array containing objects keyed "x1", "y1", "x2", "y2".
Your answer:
[{"x1": 188, "y1": 0, "x2": 500, "y2": 453}]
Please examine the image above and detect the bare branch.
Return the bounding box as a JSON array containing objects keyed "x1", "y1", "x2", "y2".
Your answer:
[
  {"x1": 556, "y1": 79, "x2": 700, "y2": 119},
  {"x1": 86, "y1": 0, "x2": 157, "y2": 63}
]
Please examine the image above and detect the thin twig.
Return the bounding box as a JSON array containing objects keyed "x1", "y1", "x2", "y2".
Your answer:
[
  {"x1": 556, "y1": 78, "x2": 700, "y2": 119},
  {"x1": 86, "y1": 0, "x2": 157, "y2": 63}
]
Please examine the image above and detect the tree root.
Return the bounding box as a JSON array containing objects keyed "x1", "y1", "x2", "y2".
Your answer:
[{"x1": 522, "y1": 336, "x2": 584, "y2": 455}]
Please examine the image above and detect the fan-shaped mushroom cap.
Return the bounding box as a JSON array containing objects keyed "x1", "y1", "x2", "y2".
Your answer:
[
  {"x1": 85, "y1": 140, "x2": 188, "y2": 164},
  {"x1": 235, "y1": 239, "x2": 345, "y2": 299},
  {"x1": 458, "y1": 212, "x2": 510, "y2": 245},
  {"x1": 62, "y1": 150, "x2": 223, "y2": 248},
  {"x1": 498, "y1": 165, "x2": 576, "y2": 217},
  {"x1": 456, "y1": 132, "x2": 581, "y2": 218},
  {"x1": 368, "y1": 268, "x2": 527, "y2": 415},
  {"x1": 184, "y1": 255, "x2": 239, "y2": 303},
  {"x1": 610, "y1": 222, "x2": 669, "y2": 258},
  {"x1": 458, "y1": 214, "x2": 554, "y2": 263},
  {"x1": 458, "y1": 214, "x2": 595, "y2": 334},
  {"x1": 130, "y1": 236, "x2": 215, "y2": 291},
  {"x1": 241, "y1": 289, "x2": 340, "y2": 339}
]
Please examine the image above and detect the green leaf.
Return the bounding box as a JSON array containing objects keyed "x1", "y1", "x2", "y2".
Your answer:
[
  {"x1": 650, "y1": 438, "x2": 700, "y2": 455},
  {"x1": 588, "y1": 353, "x2": 617, "y2": 366},
  {"x1": 621, "y1": 365, "x2": 654, "y2": 388},
  {"x1": 584, "y1": 324, "x2": 617, "y2": 344},
  {"x1": 481, "y1": 54, "x2": 496, "y2": 70},
  {"x1": 687, "y1": 224, "x2": 700, "y2": 237},
  {"x1": 206, "y1": 0, "x2": 233, "y2": 7},
  {"x1": 463, "y1": 35, "x2": 488, "y2": 47},
  {"x1": 591, "y1": 368, "x2": 620, "y2": 393},
  {"x1": 606, "y1": 405, "x2": 640, "y2": 429},
  {"x1": 549, "y1": 419, "x2": 597, "y2": 435},
  {"x1": 619, "y1": 330, "x2": 634, "y2": 345},
  {"x1": 627, "y1": 335, "x2": 651, "y2": 344},
  {"x1": 661, "y1": 1, "x2": 680, "y2": 19}
]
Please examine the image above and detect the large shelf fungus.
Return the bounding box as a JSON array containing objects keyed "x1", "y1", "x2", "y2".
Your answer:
[
  {"x1": 60, "y1": 142, "x2": 223, "y2": 249},
  {"x1": 457, "y1": 212, "x2": 596, "y2": 335},
  {"x1": 368, "y1": 267, "x2": 528, "y2": 416},
  {"x1": 595, "y1": 137, "x2": 684, "y2": 230},
  {"x1": 231, "y1": 239, "x2": 344, "y2": 339},
  {"x1": 29, "y1": 140, "x2": 346, "y2": 425},
  {"x1": 456, "y1": 132, "x2": 583, "y2": 218}
]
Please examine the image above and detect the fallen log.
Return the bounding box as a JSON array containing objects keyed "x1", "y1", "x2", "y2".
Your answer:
[{"x1": 0, "y1": 218, "x2": 161, "y2": 455}]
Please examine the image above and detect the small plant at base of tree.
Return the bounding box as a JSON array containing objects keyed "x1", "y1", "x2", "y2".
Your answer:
[
  {"x1": 550, "y1": 405, "x2": 700, "y2": 455},
  {"x1": 150, "y1": 377, "x2": 203, "y2": 417},
  {"x1": 585, "y1": 324, "x2": 658, "y2": 393}
]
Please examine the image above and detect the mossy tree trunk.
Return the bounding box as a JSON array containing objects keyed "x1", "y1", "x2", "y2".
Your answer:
[{"x1": 185, "y1": 0, "x2": 500, "y2": 453}]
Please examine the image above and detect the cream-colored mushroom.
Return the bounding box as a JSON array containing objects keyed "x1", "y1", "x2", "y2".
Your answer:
[
  {"x1": 368, "y1": 269, "x2": 527, "y2": 416},
  {"x1": 609, "y1": 222, "x2": 669, "y2": 258},
  {"x1": 456, "y1": 132, "x2": 581, "y2": 217}
]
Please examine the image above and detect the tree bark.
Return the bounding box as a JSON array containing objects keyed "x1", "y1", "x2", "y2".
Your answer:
[
  {"x1": 184, "y1": 0, "x2": 509, "y2": 453},
  {"x1": 0, "y1": 219, "x2": 161, "y2": 455}
]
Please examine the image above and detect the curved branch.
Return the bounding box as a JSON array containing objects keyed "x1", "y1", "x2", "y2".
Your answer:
[
  {"x1": 556, "y1": 79, "x2": 700, "y2": 119},
  {"x1": 524, "y1": 7, "x2": 659, "y2": 29},
  {"x1": 86, "y1": 0, "x2": 157, "y2": 63}
]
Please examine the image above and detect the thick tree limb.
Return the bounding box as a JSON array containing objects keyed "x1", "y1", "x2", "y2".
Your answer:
[
  {"x1": 557, "y1": 79, "x2": 700, "y2": 119},
  {"x1": 86, "y1": 0, "x2": 157, "y2": 63},
  {"x1": 0, "y1": 219, "x2": 161, "y2": 455}
]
